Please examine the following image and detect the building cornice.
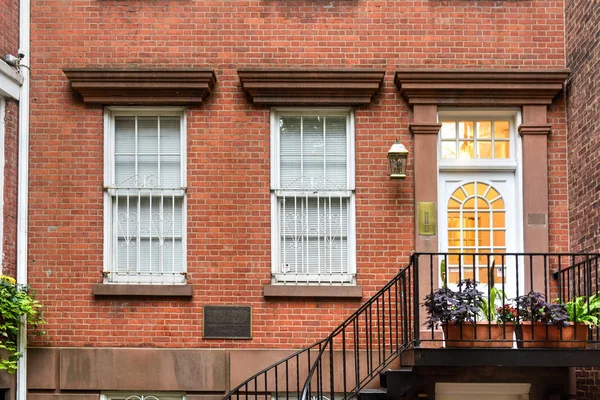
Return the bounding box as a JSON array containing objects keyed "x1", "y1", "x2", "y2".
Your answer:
[
  {"x1": 63, "y1": 68, "x2": 216, "y2": 105},
  {"x1": 395, "y1": 69, "x2": 570, "y2": 106},
  {"x1": 238, "y1": 69, "x2": 385, "y2": 106}
]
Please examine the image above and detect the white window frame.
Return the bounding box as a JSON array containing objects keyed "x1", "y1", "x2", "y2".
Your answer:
[
  {"x1": 103, "y1": 107, "x2": 187, "y2": 284},
  {"x1": 101, "y1": 392, "x2": 186, "y2": 400},
  {"x1": 438, "y1": 109, "x2": 521, "y2": 172},
  {"x1": 270, "y1": 108, "x2": 356, "y2": 285}
]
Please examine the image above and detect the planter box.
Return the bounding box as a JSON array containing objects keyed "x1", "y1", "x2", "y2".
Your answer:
[
  {"x1": 517, "y1": 322, "x2": 588, "y2": 348},
  {"x1": 442, "y1": 322, "x2": 515, "y2": 348}
]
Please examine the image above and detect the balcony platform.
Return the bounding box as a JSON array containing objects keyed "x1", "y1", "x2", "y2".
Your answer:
[{"x1": 402, "y1": 347, "x2": 600, "y2": 367}]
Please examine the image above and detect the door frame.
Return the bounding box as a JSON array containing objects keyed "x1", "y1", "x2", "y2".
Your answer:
[{"x1": 436, "y1": 109, "x2": 524, "y2": 291}]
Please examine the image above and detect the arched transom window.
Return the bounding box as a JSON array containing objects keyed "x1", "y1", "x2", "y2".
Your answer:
[{"x1": 447, "y1": 181, "x2": 506, "y2": 283}]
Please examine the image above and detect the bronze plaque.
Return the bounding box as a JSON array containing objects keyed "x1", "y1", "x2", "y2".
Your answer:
[
  {"x1": 203, "y1": 305, "x2": 252, "y2": 339},
  {"x1": 418, "y1": 202, "x2": 436, "y2": 236}
]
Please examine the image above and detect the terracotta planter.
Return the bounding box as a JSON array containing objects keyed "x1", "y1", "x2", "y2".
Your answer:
[
  {"x1": 517, "y1": 322, "x2": 589, "y2": 348},
  {"x1": 442, "y1": 322, "x2": 515, "y2": 348}
]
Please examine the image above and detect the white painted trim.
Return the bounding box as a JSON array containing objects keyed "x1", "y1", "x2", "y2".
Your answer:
[
  {"x1": 0, "y1": 60, "x2": 23, "y2": 100},
  {"x1": 0, "y1": 98, "x2": 5, "y2": 274},
  {"x1": 16, "y1": 0, "x2": 30, "y2": 395},
  {"x1": 436, "y1": 382, "x2": 531, "y2": 398}
]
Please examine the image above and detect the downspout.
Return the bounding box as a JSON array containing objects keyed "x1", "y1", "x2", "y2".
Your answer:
[{"x1": 16, "y1": 0, "x2": 30, "y2": 393}]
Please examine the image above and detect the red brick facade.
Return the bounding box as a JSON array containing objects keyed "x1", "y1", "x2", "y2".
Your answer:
[
  {"x1": 0, "y1": 0, "x2": 18, "y2": 56},
  {"x1": 28, "y1": 0, "x2": 569, "y2": 350},
  {"x1": 2, "y1": 99, "x2": 19, "y2": 278},
  {"x1": 566, "y1": 0, "x2": 600, "y2": 397}
]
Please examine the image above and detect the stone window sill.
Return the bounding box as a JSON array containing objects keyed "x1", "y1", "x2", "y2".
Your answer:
[
  {"x1": 263, "y1": 285, "x2": 362, "y2": 299},
  {"x1": 92, "y1": 284, "x2": 193, "y2": 297}
]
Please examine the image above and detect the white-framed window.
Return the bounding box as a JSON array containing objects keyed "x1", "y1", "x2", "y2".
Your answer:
[
  {"x1": 270, "y1": 108, "x2": 356, "y2": 285},
  {"x1": 438, "y1": 109, "x2": 519, "y2": 171},
  {"x1": 103, "y1": 107, "x2": 187, "y2": 284},
  {"x1": 101, "y1": 393, "x2": 185, "y2": 400}
]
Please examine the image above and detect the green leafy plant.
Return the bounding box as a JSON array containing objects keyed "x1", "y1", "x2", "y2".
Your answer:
[
  {"x1": 564, "y1": 294, "x2": 600, "y2": 327},
  {"x1": 477, "y1": 287, "x2": 512, "y2": 323},
  {"x1": 0, "y1": 275, "x2": 45, "y2": 373}
]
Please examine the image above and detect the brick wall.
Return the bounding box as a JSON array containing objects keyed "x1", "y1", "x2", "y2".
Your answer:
[
  {"x1": 566, "y1": 0, "x2": 600, "y2": 397},
  {"x1": 0, "y1": 0, "x2": 18, "y2": 56},
  {"x1": 2, "y1": 99, "x2": 18, "y2": 278},
  {"x1": 28, "y1": 0, "x2": 568, "y2": 349}
]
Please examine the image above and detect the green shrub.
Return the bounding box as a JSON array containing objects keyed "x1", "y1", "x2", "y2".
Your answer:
[{"x1": 0, "y1": 275, "x2": 45, "y2": 373}]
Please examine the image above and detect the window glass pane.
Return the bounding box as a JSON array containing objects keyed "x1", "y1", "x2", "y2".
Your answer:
[
  {"x1": 477, "y1": 141, "x2": 492, "y2": 159},
  {"x1": 494, "y1": 141, "x2": 510, "y2": 159},
  {"x1": 458, "y1": 141, "x2": 474, "y2": 159},
  {"x1": 459, "y1": 121, "x2": 474, "y2": 139},
  {"x1": 160, "y1": 117, "x2": 181, "y2": 154},
  {"x1": 448, "y1": 212, "x2": 460, "y2": 228},
  {"x1": 138, "y1": 154, "x2": 159, "y2": 180},
  {"x1": 280, "y1": 156, "x2": 301, "y2": 188},
  {"x1": 448, "y1": 198, "x2": 460, "y2": 209},
  {"x1": 491, "y1": 198, "x2": 505, "y2": 210},
  {"x1": 494, "y1": 121, "x2": 510, "y2": 138},
  {"x1": 325, "y1": 117, "x2": 347, "y2": 156},
  {"x1": 493, "y1": 212, "x2": 505, "y2": 228},
  {"x1": 464, "y1": 198, "x2": 475, "y2": 210},
  {"x1": 477, "y1": 197, "x2": 488, "y2": 209},
  {"x1": 441, "y1": 122, "x2": 456, "y2": 139},
  {"x1": 479, "y1": 212, "x2": 491, "y2": 228},
  {"x1": 115, "y1": 155, "x2": 135, "y2": 186},
  {"x1": 477, "y1": 121, "x2": 492, "y2": 139},
  {"x1": 303, "y1": 116, "x2": 324, "y2": 155},
  {"x1": 161, "y1": 155, "x2": 181, "y2": 187},
  {"x1": 463, "y1": 212, "x2": 476, "y2": 228},
  {"x1": 478, "y1": 230, "x2": 491, "y2": 247},
  {"x1": 476, "y1": 183, "x2": 488, "y2": 196},
  {"x1": 463, "y1": 183, "x2": 475, "y2": 196},
  {"x1": 441, "y1": 141, "x2": 457, "y2": 159},
  {"x1": 493, "y1": 230, "x2": 506, "y2": 246},
  {"x1": 115, "y1": 117, "x2": 135, "y2": 153},
  {"x1": 326, "y1": 155, "x2": 347, "y2": 188},
  {"x1": 138, "y1": 117, "x2": 158, "y2": 153}
]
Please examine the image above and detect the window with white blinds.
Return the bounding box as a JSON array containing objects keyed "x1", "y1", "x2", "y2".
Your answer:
[
  {"x1": 271, "y1": 110, "x2": 356, "y2": 284},
  {"x1": 104, "y1": 108, "x2": 186, "y2": 284}
]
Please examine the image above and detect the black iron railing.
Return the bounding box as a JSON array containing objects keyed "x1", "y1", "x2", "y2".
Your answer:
[
  {"x1": 418, "y1": 252, "x2": 600, "y2": 347},
  {"x1": 222, "y1": 252, "x2": 600, "y2": 400},
  {"x1": 223, "y1": 256, "x2": 416, "y2": 400}
]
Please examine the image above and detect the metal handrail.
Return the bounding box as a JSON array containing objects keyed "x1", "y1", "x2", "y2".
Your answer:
[
  {"x1": 299, "y1": 256, "x2": 416, "y2": 400},
  {"x1": 222, "y1": 256, "x2": 416, "y2": 400}
]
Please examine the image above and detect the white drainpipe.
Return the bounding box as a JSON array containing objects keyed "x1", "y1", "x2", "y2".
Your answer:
[{"x1": 16, "y1": 0, "x2": 30, "y2": 392}]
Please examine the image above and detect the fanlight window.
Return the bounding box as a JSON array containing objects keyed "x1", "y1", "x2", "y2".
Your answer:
[{"x1": 446, "y1": 181, "x2": 506, "y2": 284}]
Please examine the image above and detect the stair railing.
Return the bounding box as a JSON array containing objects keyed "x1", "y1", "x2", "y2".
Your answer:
[
  {"x1": 299, "y1": 256, "x2": 417, "y2": 400},
  {"x1": 222, "y1": 256, "x2": 417, "y2": 400}
]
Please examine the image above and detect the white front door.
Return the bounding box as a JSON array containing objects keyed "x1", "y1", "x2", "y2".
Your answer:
[{"x1": 438, "y1": 171, "x2": 522, "y2": 297}]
